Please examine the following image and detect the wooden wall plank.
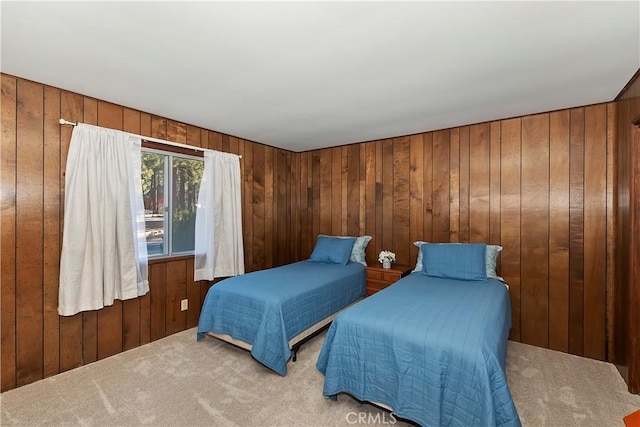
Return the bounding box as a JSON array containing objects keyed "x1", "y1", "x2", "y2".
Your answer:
[
  {"x1": 583, "y1": 105, "x2": 607, "y2": 360},
  {"x1": 122, "y1": 108, "x2": 141, "y2": 351},
  {"x1": 320, "y1": 149, "x2": 332, "y2": 236},
  {"x1": 569, "y1": 108, "x2": 585, "y2": 355},
  {"x1": 364, "y1": 143, "x2": 377, "y2": 265},
  {"x1": 1, "y1": 75, "x2": 17, "y2": 391},
  {"x1": 244, "y1": 141, "x2": 254, "y2": 270},
  {"x1": 432, "y1": 130, "x2": 450, "y2": 243},
  {"x1": 149, "y1": 263, "x2": 166, "y2": 342},
  {"x1": 549, "y1": 110, "x2": 570, "y2": 353},
  {"x1": 81, "y1": 97, "x2": 98, "y2": 365},
  {"x1": 423, "y1": 133, "x2": 434, "y2": 244},
  {"x1": 253, "y1": 144, "x2": 266, "y2": 271},
  {"x1": 449, "y1": 129, "x2": 460, "y2": 243},
  {"x1": 264, "y1": 147, "x2": 274, "y2": 268},
  {"x1": 277, "y1": 150, "x2": 289, "y2": 266},
  {"x1": 382, "y1": 140, "x2": 394, "y2": 252},
  {"x1": 520, "y1": 114, "x2": 550, "y2": 348},
  {"x1": 138, "y1": 112, "x2": 152, "y2": 346},
  {"x1": 489, "y1": 122, "x2": 501, "y2": 247},
  {"x1": 500, "y1": 118, "x2": 522, "y2": 341},
  {"x1": 334, "y1": 148, "x2": 344, "y2": 237},
  {"x1": 299, "y1": 152, "x2": 309, "y2": 258},
  {"x1": 341, "y1": 146, "x2": 348, "y2": 236},
  {"x1": 43, "y1": 86, "x2": 61, "y2": 377},
  {"x1": 311, "y1": 151, "x2": 320, "y2": 248},
  {"x1": 186, "y1": 260, "x2": 200, "y2": 329},
  {"x1": 15, "y1": 79, "x2": 44, "y2": 386},
  {"x1": 469, "y1": 123, "x2": 491, "y2": 243},
  {"x1": 347, "y1": 144, "x2": 360, "y2": 237},
  {"x1": 58, "y1": 91, "x2": 84, "y2": 373},
  {"x1": 409, "y1": 134, "x2": 424, "y2": 267},
  {"x1": 96, "y1": 101, "x2": 124, "y2": 361},
  {"x1": 392, "y1": 137, "x2": 410, "y2": 264},
  {"x1": 165, "y1": 260, "x2": 187, "y2": 336},
  {"x1": 605, "y1": 104, "x2": 616, "y2": 362},
  {"x1": 167, "y1": 120, "x2": 187, "y2": 143},
  {"x1": 374, "y1": 141, "x2": 384, "y2": 259},
  {"x1": 459, "y1": 127, "x2": 470, "y2": 242}
]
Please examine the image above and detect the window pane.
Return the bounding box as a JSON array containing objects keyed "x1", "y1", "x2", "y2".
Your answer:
[
  {"x1": 142, "y1": 151, "x2": 166, "y2": 256},
  {"x1": 171, "y1": 157, "x2": 203, "y2": 254}
]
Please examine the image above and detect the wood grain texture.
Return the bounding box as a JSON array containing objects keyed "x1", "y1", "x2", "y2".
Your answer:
[
  {"x1": 520, "y1": 114, "x2": 550, "y2": 348},
  {"x1": 96, "y1": 101, "x2": 123, "y2": 361},
  {"x1": 500, "y1": 118, "x2": 522, "y2": 341},
  {"x1": 458, "y1": 127, "x2": 470, "y2": 243},
  {"x1": 583, "y1": 105, "x2": 607, "y2": 360},
  {"x1": 43, "y1": 86, "x2": 61, "y2": 377},
  {"x1": 15, "y1": 79, "x2": 44, "y2": 386},
  {"x1": 449, "y1": 129, "x2": 460, "y2": 243},
  {"x1": 0, "y1": 72, "x2": 619, "y2": 390},
  {"x1": 548, "y1": 110, "x2": 570, "y2": 352},
  {"x1": 432, "y1": 130, "x2": 450, "y2": 243},
  {"x1": 165, "y1": 260, "x2": 187, "y2": 336},
  {"x1": 58, "y1": 91, "x2": 84, "y2": 375},
  {"x1": 1, "y1": 75, "x2": 17, "y2": 391},
  {"x1": 614, "y1": 73, "x2": 640, "y2": 393},
  {"x1": 569, "y1": 108, "x2": 585, "y2": 356}
]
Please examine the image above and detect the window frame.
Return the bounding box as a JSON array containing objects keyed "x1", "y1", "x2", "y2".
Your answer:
[{"x1": 141, "y1": 142, "x2": 204, "y2": 260}]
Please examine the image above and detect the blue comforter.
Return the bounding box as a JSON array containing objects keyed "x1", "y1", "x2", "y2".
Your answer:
[
  {"x1": 197, "y1": 261, "x2": 365, "y2": 375},
  {"x1": 316, "y1": 273, "x2": 521, "y2": 427}
]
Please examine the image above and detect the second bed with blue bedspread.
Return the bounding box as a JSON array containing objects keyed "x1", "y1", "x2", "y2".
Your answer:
[
  {"x1": 317, "y1": 272, "x2": 521, "y2": 426},
  {"x1": 198, "y1": 260, "x2": 365, "y2": 375}
]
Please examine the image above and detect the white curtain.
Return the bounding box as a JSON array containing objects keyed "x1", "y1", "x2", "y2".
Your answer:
[
  {"x1": 194, "y1": 150, "x2": 244, "y2": 280},
  {"x1": 58, "y1": 124, "x2": 149, "y2": 316}
]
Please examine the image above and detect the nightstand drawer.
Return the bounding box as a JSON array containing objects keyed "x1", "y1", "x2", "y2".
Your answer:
[
  {"x1": 367, "y1": 270, "x2": 383, "y2": 281},
  {"x1": 365, "y1": 264, "x2": 413, "y2": 297},
  {"x1": 383, "y1": 270, "x2": 402, "y2": 282}
]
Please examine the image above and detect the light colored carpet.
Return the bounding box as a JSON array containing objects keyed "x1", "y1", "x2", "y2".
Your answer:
[{"x1": 1, "y1": 327, "x2": 638, "y2": 426}]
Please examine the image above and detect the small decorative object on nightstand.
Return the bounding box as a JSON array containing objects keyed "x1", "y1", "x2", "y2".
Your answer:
[
  {"x1": 378, "y1": 250, "x2": 396, "y2": 269},
  {"x1": 366, "y1": 263, "x2": 412, "y2": 296}
]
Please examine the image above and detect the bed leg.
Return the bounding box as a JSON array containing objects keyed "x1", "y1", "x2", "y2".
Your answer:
[{"x1": 292, "y1": 347, "x2": 298, "y2": 362}]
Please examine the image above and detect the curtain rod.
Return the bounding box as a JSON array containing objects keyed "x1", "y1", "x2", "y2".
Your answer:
[{"x1": 58, "y1": 118, "x2": 242, "y2": 159}]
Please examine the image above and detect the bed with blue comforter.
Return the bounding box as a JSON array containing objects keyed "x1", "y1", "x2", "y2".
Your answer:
[
  {"x1": 197, "y1": 260, "x2": 365, "y2": 375},
  {"x1": 316, "y1": 272, "x2": 521, "y2": 427}
]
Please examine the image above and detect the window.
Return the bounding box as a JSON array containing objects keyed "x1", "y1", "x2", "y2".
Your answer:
[{"x1": 141, "y1": 148, "x2": 204, "y2": 257}]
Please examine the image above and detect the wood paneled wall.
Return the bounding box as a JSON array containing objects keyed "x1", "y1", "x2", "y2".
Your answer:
[
  {"x1": 0, "y1": 72, "x2": 623, "y2": 392},
  {"x1": 615, "y1": 70, "x2": 640, "y2": 393},
  {"x1": 0, "y1": 75, "x2": 292, "y2": 391},
  {"x1": 292, "y1": 105, "x2": 616, "y2": 360}
]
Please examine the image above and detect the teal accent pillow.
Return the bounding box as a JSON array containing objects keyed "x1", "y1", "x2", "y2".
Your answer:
[
  {"x1": 420, "y1": 243, "x2": 487, "y2": 281},
  {"x1": 320, "y1": 235, "x2": 372, "y2": 266},
  {"x1": 310, "y1": 236, "x2": 356, "y2": 265},
  {"x1": 414, "y1": 241, "x2": 503, "y2": 281}
]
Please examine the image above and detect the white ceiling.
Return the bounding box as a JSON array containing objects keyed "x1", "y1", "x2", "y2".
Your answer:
[{"x1": 1, "y1": 1, "x2": 638, "y2": 152}]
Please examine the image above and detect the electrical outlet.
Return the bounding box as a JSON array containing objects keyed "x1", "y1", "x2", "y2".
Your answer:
[{"x1": 181, "y1": 299, "x2": 188, "y2": 311}]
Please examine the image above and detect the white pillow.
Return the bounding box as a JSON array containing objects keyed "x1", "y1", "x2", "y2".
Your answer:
[{"x1": 413, "y1": 241, "x2": 504, "y2": 281}]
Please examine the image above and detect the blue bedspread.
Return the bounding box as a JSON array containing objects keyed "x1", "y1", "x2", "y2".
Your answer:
[
  {"x1": 316, "y1": 273, "x2": 521, "y2": 427},
  {"x1": 198, "y1": 261, "x2": 365, "y2": 375}
]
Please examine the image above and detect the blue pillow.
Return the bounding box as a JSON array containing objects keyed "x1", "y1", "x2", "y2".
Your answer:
[
  {"x1": 421, "y1": 243, "x2": 487, "y2": 281},
  {"x1": 320, "y1": 235, "x2": 372, "y2": 266},
  {"x1": 309, "y1": 236, "x2": 356, "y2": 265},
  {"x1": 413, "y1": 241, "x2": 504, "y2": 281}
]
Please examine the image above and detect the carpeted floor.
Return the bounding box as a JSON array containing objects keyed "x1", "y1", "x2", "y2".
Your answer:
[{"x1": 1, "y1": 327, "x2": 638, "y2": 426}]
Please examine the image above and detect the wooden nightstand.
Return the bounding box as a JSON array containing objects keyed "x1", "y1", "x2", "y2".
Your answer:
[{"x1": 366, "y1": 264, "x2": 413, "y2": 296}]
